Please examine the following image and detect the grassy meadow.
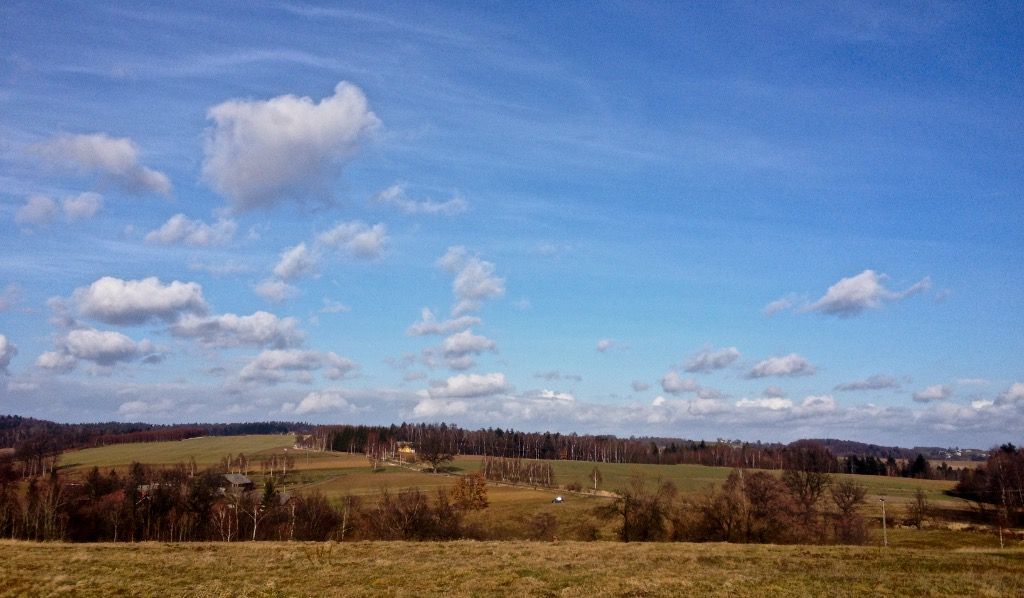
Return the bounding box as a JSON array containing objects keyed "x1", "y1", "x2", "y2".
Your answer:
[
  {"x1": 59, "y1": 434, "x2": 297, "y2": 469},
  {"x1": 0, "y1": 539, "x2": 1021, "y2": 597}
]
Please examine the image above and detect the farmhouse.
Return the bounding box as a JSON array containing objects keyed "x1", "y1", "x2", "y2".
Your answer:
[{"x1": 223, "y1": 473, "x2": 254, "y2": 492}]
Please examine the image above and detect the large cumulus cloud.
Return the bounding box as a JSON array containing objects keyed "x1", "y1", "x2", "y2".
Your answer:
[
  {"x1": 73, "y1": 276, "x2": 207, "y2": 325},
  {"x1": 202, "y1": 82, "x2": 379, "y2": 211}
]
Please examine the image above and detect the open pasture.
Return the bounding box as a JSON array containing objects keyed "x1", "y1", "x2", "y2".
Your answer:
[
  {"x1": 0, "y1": 540, "x2": 1021, "y2": 597},
  {"x1": 59, "y1": 434, "x2": 297, "y2": 470}
]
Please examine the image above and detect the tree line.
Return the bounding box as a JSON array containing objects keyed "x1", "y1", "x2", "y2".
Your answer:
[
  {"x1": 303, "y1": 422, "x2": 965, "y2": 480},
  {"x1": 952, "y1": 443, "x2": 1024, "y2": 540},
  {"x1": 1, "y1": 415, "x2": 306, "y2": 451}
]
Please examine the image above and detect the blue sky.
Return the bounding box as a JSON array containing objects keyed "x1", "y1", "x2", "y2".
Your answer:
[{"x1": 1, "y1": 1, "x2": 1021, "y2": 447}]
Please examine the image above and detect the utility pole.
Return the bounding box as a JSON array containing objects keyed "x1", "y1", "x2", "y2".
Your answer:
[{"x1": 880, "y1": 497, "x2": 888, "y2": 547}]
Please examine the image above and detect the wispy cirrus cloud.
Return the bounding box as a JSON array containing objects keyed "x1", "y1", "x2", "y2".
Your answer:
[
  {"x1": 835, "y1": 374, "x2": 902, "y2": 392},
  {"x1": 373, "y1": 183, "x2": 468, "y2": 215}
]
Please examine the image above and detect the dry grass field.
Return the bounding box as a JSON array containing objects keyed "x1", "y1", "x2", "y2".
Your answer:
[
  {"x1": 0, "y1": 540, "x2": 1021, "y2": 597},
  {"x1": 59, "y1": 435, "x2": 297, "y2": 469}
]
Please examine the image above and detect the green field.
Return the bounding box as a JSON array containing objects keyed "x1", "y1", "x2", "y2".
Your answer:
[{"x1": 0, "y1": 540, "x2": 1021, "y2": 597}]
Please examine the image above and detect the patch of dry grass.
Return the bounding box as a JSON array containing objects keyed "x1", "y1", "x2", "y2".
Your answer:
[
  {"x1": 0, "y1": 540, "x2": 1020, "y2": 597},
  {"x1": 59, "y1": 435, "x2": 297, "y2": 470}
]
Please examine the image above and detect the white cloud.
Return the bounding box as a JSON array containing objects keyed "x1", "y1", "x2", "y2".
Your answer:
[
  {"x1": 995, "y1": 383, "x2": 1024, "y2": 406},
  {"x1": 16, "y1": 193, "x2": 104, "y2": 228},
  {"x1": 118, "y1": 398, "x2": 174, "y2": 418},
  {"x1": 255, "y1": 279, "x2": 298, "y2": 303},
  {"x1": 761, "y1": 296, "x2": 794, "y2": 318},
  {"x1": 145, "y1": 214, "x2": 236, "y2": 246},
  {"x1": 406, "y1": 307, "x2": 481, "y2": 336},
  {"x1": 746, "y1": 353, "x2": 817, "y2": 378},
  {"x1": 596, "y1": 339, "x2": 615, "y2": 353},
  {"x1": 64, "y1": 328, "x2": 149, "y2": 366},
  {"x1": 631, "y1": 380, "x2": 650, "y2": 392},
  {"x1": 273, "y1": 243, "x2": 317, "y2": 280},
  {"x1": 835, "y1": 374, "x2": 901, "y2": 391},
  {"x1": 0, "y1": 284, "x2": 20, "y2": 312},
  {"x1": 537, "y1": 389, "x2": 575, "y2": 402},
  {"x1": 189, "y1": 260, "x2": 254, "y2": 277},
  {"x1": 73, "y1": 276, "x2": 207, "y2": 325},
  {"x1": 737, "y1": 397, "x2": 794, "y2": 410},
  {"x1": 170, "y1": 311, "x2": 303, "y2": 349},
  {"x1": 683, "y1": 346, "x2": 740, "y2": 373},
  {"x1": 236, "y1": 349, "x2": 321, "y2": 385},
  {"x1": 442, "y1": 330, "x2": 496, "y2": 358},
  {"x1": 413, "y1": 397, "x2": 469, "y2": 418},
  {"x1": 912, "y1": 384, "x2": 953, "y2": 403},
  {"x1": 235, "y1": 349, "x2": 356, "y2": 386},
  {"x1": 436, "y1": 246, "x2": 504, "y2": 315},
  {"x1": 35, "y1": 133, "x2": 171, "y2": 195},
  {"x1": 437, "y1": 246, "x2": 469, "y2": 272},
  {"x1": 202, "y1": 81, "x2": 379, "y2": 210},
  {"x1": 15, "y1": 195, "x2": 58, "y2": 227},
  {"x1": 535, "y1": 371, "x2": 582, "y2": 382},
  {"x1": 316, "y1": 221, "x2": 387, "y2": 259},
  {"x1": 800, "y1": 394, "x2": 837, "y2": 413},
  {"x1": 323, "y1": 353, "x2": 358, "y2": 380},
  {"x1": 428, "y1": 372, "x2": 510, "y2": 398},
  {"x1": 373, "y1": 183, "x2": 468, "y2": 215},
  {"x1": 283, "y1": 390, "x2": 352, "y2": 415},
  {"x1": 62, "y1": 192, "x2": 103, "y2": 221},
  {"x1": 442, "y1": 355, "x2": 476, "y2": 371},
  {"x1": 661, "y1": 371, "x2": 701, "y2": 395},
  {"x1": 762, "y1": 385, "x2": 787, "y2": 398},
  {"x1": 35, "y1": 351, "x2": 77, "y2": 373},
  {"x1": 321, "y1": 299, "x2": 350, "y2": 314},
  {"x1": 805, "y1": 270, "x2": 931, "y2": 317},
  {"x1": 0, "y1": 335, "x2": 17, "y2": 374}
]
